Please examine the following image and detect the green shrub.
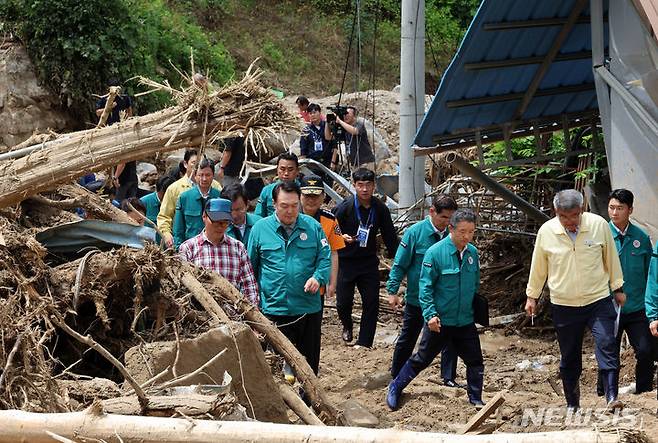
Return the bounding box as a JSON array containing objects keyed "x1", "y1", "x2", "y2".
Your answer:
[{"x1": 1, "y1": 0, "x2": 234, "y2": 121}]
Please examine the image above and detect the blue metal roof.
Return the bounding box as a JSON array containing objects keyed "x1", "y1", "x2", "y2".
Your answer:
[{"x1": 415, "y1": 0, "x2": 608, "y2": 149}]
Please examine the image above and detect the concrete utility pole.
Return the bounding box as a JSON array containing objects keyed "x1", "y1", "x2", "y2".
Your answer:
[{"x1": 399, "y1": 0, "x2": 426, "y2": 217}]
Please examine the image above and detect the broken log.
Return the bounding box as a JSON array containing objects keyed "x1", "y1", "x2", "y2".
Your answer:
[
  {"x1": 203, "y1": 272, "x2": 339, "y2": 424},
  {"x1": 0, "y1": 67, "x2": 299, "y2": 209},
  {"x1": 0, "y1": 410, "x2": 635, "y2": 443},
  {"x1": 101, "y1": 392, "x2": 235, "y2": 418},
  {"x1": 277, "y1": 382, "x2": 325, "y2": 426}
]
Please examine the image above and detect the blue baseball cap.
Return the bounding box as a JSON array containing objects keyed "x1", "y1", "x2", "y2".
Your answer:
[{"x1": 204, "y1": 198, "x2": 232, "y2": 222}]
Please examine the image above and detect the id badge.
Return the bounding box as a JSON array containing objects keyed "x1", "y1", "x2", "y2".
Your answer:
[
  {"x1": 356, "y1": 226, "x2": 370, "y2": 247},
  {"x1": 314, "y1": 140, "x2": 323, "y2": 152}
]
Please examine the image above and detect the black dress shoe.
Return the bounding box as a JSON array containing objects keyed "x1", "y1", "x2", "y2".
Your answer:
[
  {"x1": 342, "y1": 327, "x2": 353, "y2": 342},
  {"x1": 443, "y1": 379, "x2": 466, "y2": 389},
  {"x1": 470, "y1": 399, "x2": 486, "y2": 410}
]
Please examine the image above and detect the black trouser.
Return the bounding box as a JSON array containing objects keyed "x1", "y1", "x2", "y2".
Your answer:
[
  {"x1": 407, "y1": 323, "x2": 483, "y2": 380},
  {"x1": 266, "y1": 310, "x2": 322, "y2": 375},
  {"x1": 552, "y1": 297, "x2": 619, "y2": 384},
  {"x1": 115, "y1": 181, "x2": 138, "y2": 202},
  {"x1": 596, "y1": 309, "x2": 655, "y2": 394},
  {"x1": 390, "y1": 303, "x2": 458, "y2": 380},
  {"x1": 336, "y1": 258, "x2": 380, "y2": 347}
]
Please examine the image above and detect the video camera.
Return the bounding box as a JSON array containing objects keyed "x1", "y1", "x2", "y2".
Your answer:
[{"x1": 326, "y1": 104, "x2": 349, "y2": 142}]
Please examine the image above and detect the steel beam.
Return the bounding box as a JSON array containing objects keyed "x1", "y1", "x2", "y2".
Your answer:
[
  {"x1": 445, "y1": 82, "x2": 595, "y2": 108},
  {"x1": 445, "y1": 153, "x2": 549, "y2": 223},
  {"x1": 483, "y1": 15, "x2": 605, "y2": 31},
  {"x1": 464, "y1": 51, "x2": 593, "y2": 71}
]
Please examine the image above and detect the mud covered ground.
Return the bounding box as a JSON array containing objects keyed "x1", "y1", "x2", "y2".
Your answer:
[{"x1": 317, "y1": 305, "x2": 658, "y2": 438}]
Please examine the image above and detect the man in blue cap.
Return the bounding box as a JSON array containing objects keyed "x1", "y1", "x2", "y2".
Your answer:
[
  {"x1": 248, "y1": 181, "x2": 331, "y2": 375},
  {"x1": 179, "y1": 198, "x2": 259, "y2": 306}
]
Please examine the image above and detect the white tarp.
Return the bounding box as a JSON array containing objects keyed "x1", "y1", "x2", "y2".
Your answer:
[{"x1": 607, "y1": 0, "x2": 658, "y2": 241}]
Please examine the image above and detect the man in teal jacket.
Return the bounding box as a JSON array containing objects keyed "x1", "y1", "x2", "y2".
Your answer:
[
  {"x1": 248, "y1": 181, "x2": 331, "y2": 375},
  {"x1": 387, "y1": 208, "x2": 485, "y2": 410},
  {"x1": 254, "y1": 152, "x2": 300, "y2": 218},
  {"x1": 387, "y1": 194, "x2": 461, "y2": 386},
  {"x1": 596, "y1": 189, "x2": 654, "y2": 394},
  {"x1": 221, "y1": 183, "x2": 261, "y2": 245},
  {"x1": 173, "y1": 158, "x2": 221, "y2": 249}
]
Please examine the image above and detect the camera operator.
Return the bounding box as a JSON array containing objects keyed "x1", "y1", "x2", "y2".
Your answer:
[{"x1": 326, "y1": 106, "x2": 376, "y2": 171}]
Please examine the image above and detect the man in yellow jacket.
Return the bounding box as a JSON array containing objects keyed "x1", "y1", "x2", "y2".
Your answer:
[
  {"x1": 157, "y1": 149, "x2": 221, "y2": 248},
  {"x1": 525, "y1": 189, "x2": 625, "y2": 412}
]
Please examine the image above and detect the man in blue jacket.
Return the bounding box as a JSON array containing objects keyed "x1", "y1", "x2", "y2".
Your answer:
[
  {"x1": 387, "y1": 194, "x2": 461, "y2": 387},
  {"x1": 248, "y1": 181, "x2": 331, "y2": 375},
  {"x1": 387, "y1": 209, "x2": 485, "y2": 410},
  {"x1": 596, "y1": 189, "x2": 654, "y2": 395}
]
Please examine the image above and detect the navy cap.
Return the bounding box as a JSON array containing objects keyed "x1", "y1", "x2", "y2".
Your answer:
[
  {"x1": 300, "y1": 175, "x2": 325, "y2": 195},
  {"x1": 204, "y1": 198, "x2": 232, "y2": 222}
]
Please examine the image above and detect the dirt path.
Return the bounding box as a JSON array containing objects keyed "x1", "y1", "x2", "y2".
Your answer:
[{"x1": 318, "y1": 306, "x2": 658, "y2": 437}]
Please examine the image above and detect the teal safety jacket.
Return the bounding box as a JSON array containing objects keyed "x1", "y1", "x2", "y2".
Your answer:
[
  {"x1": 645, "y1": 244, "x2": 658, "y2": 320},
  {"x1": 226, "y1": 212, "x2": 262, "y2": 245},
  {"x1": 609, "y1": 221, "x2": 652, "y2": 314},
  {"x1": 419, "y1": 236, "x2": 480, "y2": 327},
  {"x1": 386, "y1": 218, "x2": 447, "y2": 307},
  {"x1": 173, "y1": 186, "x2": 220, "y2": 249},
  {"x1": 247, "y1": 214, "x2": 331, "y2": 315}
]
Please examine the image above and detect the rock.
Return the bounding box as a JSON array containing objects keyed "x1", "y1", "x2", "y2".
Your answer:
[
  {"x1": 124, "y1": 324, "x2": 289, "y2": 423},
  {"x1": 340, "y1": 399, "x2": 380, "y2": 428},
  {"x1": 363, "y1": 371, "x2": 391, "y2": 390}
]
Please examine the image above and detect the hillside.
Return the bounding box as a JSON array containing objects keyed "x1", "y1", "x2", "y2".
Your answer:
[{"x1": 0, "y1": 0, "x2": 478, "y2": 122}]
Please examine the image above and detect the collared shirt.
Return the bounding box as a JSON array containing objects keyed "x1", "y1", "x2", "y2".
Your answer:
[
  {"x1": 645, "y1": 244, "x2": 658, "y2": 320},
  {"x1": 227, "y1": 213, "x2": 262, "y2": 245},
  {"x1": 526, "y1": 212, "x2": 624, "y2": 307},
  {"x1": 332, "y1": 195, "x2": 398, "y2": 262},
  {"x1": 419, "y1": 236, "x2": 480, "y2": 326},
  {"x1": 609, "y1": 220, "x2": 652, "y2": 314},
  {"x1": 247, "y1": 214, "x2": 331, "y2": 316},
  {"x1": 179, "y1": 231, "x2": 259, "y2": 305},
  {"x1": 387, "y1": 217, "x2": 446, "y2": 306}
]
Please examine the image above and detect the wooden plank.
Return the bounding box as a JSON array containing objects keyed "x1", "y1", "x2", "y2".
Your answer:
[
  {"x1": 458, "y1": 391, "x2": 506, "y2": 435},
  {"x1": 532, "y1": 121, "x2": 544, "y2": 155}
]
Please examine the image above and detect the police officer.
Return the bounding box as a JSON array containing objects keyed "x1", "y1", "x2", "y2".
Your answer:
[
  {"x1": 387, "y1": 195, "x2": 461, "y2": 386},
  {"x1": 248, "y1": 181, "x2": 331, "y2": 375},
  {"x1": 254, "y1": 152, "x2": 300, "y2": 218},
  {"x1": 595, "y1": 189, "x2": 654, "y2": 395},
  {"x1": 333, "y1": 168, "x2": 398, "y2": 348},
  {"x1": 386, "y1": 209, "x2": 485, "y2": 410},
  {"x1": 221, "y1": 183, "x2": 262, "y2": 245}
]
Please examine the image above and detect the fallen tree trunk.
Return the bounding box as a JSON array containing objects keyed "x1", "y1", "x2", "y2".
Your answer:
[
  {"x1": 0, "y1": 410, "x2": 634, "y2": 443},
  {"x1": 0, "y1": 67, "x2": 298, "y2": 209},
  {"x1": 28, "y1": 184, "x2": 134, "y2": 224},
  {"x1": 101, "y1": 393, "x2": 235, "y2": 418}
]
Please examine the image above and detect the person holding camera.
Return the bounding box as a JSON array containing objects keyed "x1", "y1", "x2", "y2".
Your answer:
[
  {"x1": 300, "y1": 104, "x2": 333, "y2": 169},
  {"x1": 325, "y1": 106, "x2": 376, "y2": 171}
]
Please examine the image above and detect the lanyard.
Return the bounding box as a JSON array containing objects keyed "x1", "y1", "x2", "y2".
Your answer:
[{"x1": 354, "y1": 196, "x2": 374, "y2": 228}]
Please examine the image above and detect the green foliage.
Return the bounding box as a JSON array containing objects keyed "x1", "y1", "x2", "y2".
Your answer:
[{"x1": 1, "y1": 0, "x2": 234, "y2": 120}]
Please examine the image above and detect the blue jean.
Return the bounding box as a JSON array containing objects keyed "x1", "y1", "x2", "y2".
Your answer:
[
  {"x1": 389, "y1": 302, "x2": 458, "y2": 379},
  {"x1": 552, "y1": 296, "x2": 619, "y2": 383}
]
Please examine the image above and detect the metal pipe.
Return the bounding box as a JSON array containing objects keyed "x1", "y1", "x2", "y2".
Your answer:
[{"x1": 445, "y1": 152, "x2": 549, "y2": 223}]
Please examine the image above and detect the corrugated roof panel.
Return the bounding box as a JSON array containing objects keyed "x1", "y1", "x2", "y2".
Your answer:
[{"x1": 415, "y1": 0, "x2": 608, "y2": 147}]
